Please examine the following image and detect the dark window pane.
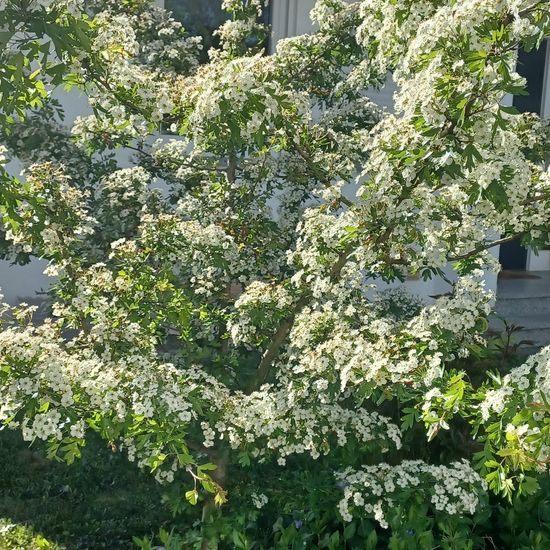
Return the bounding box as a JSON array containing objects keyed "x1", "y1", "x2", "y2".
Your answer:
[
  {"x1": 165, "y1": 0, "x2": 271, "y2": 62},
  {"x1": 513, "y1": 42, "x2": 547, "y2": 116},
  {"x1": 165, "y1": 0, "x2": 228, "y2": 61},
  {"x1": 500, "y1": 43, "x2": 548, "y2": 270}
]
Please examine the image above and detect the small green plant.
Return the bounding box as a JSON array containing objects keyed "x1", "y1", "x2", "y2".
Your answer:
[
  {"x1": 0, "y1": 519, "x2": 61, "y2": 550},
  {"x1": 489, "y1": 314, "x2": 536, "y2": 359}
]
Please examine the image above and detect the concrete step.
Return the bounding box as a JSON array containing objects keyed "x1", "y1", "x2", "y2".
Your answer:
[
  {"x1": 493, "y1": 296, "x2": 550, "y2": 318},
  {"x1": 490, "y1": 311, "x2": 550, "y2": 330},
  {"x1": 500, "y1": 327, "x2": 550, "y2": 349},
  {"x1": 497, "y1": 272, "x2": 550, "y2": 299}
]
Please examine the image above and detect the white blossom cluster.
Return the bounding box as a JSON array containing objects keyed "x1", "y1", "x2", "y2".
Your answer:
[
  {"x1": 216, "y1": 19, "x2": 259, "y2": 51},
  {"x1": 288, "y1": 207, "x2": 357, "y2": 279},
  {"x1": 228, "y1": 281, "x2": 294, "y2": 347},
  {"x1": 310, "y1": 0, "x2": 352, "y2": 32},
  {"x1": 357, "y1": 0, "x2": 440, "y2": 78},
  {"x1": 98, "y1": 167, "x2": 151, "y2": 211},
  {"x1": 137, "y1": 213, "x2": 244, "y2": 297},
  {"x1": 251, "y1": 492, "x2": 268, "y2": 509},
  {"x1": 179, "y1": 53, "x2": 308, "y2": 151},
  {"x1": 187, "y1": 369, "x2": 401, "y2": 465},
  {"x1": 71, "y1": 112, "x2": 145, "y2": 146},
  {"x1": 0, "y1": 316, "x2": 197, "y2": 483},
  {"x1": 130, "y1": 5, "x2": 202, "y2": 71},
  {"x1": 92, "y1": 11, "x2": 139, "y2": 59},
  {"x1": 84, "y1": 0, "x2": 202, "y2": 71},
  {"x1": 71, "y1": 4, "x2": 191, "y2": 145},
  {"x1": 96, "y1": 167, "x2": 160, "y2": 241},
  {"x1": 217, "y1": 0, "x2": 267, "y2": 52},
  {"x1": 480, "y1": 347, "x2": 550, "y2": 421},
  {"x1": 13, "y1": 0, "x2": 83, "y2": 15},
  {"x1": 336, "y1": 459, "x2": 487, "y2": 527},
  {"x1": 280, "y1": 275, "x2": 492, "y2": 393},
  {"x1": 221, "y1": 0, "x2": 266, "y2": 17},
  {"x1": 56, "y1": 263, "x2": 157, "y2": 350},
  {"x1": 477, "y1": 347, "x2": 550, "y2": 469},
  {"x1": 3, "y1": 163, "x2": 95, "y2": 257}
]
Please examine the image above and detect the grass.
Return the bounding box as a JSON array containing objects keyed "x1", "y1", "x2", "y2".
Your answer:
[{"x1": 0, "y1": 429, "x2": 174, "y2": 549}]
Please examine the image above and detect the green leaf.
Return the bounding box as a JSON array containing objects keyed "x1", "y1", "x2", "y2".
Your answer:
[
  {"x1": 238, "y1": 451, "x2": 251, "y2": 467},
  {"x1": 343, "y1": 521, "x2": 356, "y2": 541},
  {"x1": 328, "y1": 530, "x2": 340, "y2": 550},
  {"x1": 37, "y1": 401, "x2": 50, "y2": 413},
  {"x1": 519, "y1": 476, "x2": 540, "y2": 496},
  {"x1": 401, "y1": 407, "x2": 418, "y2": 431},
  {"x1": 197, "y1": 462, "x2": 217, "y2": 472},
  {"x1": 366, "y1": 529, "x2": 378, "y2": 550},
  {"x1": 185, "y1": 489, "x2": 198, "y2": 505},
  {"x1": 500, "y1": 105, "x2": 520, "y2": 115},
  {"x1": 463, "y1": 143, "x2": 483, "y2": 169},
  {"x1": 232, "y1": 530, "x2": 249, "y2": 550}
]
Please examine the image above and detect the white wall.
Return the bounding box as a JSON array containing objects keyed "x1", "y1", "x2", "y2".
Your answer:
[
  {"x1": 271, "y1": 0, "x2": 317, "y2": 48},
  {"x1": 0, "y1": 88, "x2": 135, "y2": 305}
]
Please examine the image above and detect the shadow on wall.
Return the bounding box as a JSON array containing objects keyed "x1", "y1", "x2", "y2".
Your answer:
[{"x1": 0, "y1": 258, "x2": 52, "y2": 307}]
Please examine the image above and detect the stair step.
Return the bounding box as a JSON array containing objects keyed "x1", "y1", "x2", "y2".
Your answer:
[
  {"x1": 493, "y1": 296, "x2": 550, "y2": 318},
  {"x1": 490, "y1": 311, "x2": 550, "y2": 331},
  {"x1": 497, "y1": 272, "x2": 550, "y2": 300}
]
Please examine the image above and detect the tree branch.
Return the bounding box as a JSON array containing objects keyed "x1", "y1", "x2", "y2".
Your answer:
[
  {"x1": 246, "y1": 11, "x2": 548, "y2": 392},
  {"x1": 292, "y1": 140, "x2": 354, "y2": 208},
  {"x1": 448, "y1": 233, "x2": 526, "y2": 262},
  {"x1": 248, "y1": 243, "x2": 368, "y2": 393}
]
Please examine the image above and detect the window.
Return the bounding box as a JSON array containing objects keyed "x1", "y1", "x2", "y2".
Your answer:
[
  {"x1": 165, "y1": 0, "x2": 271, "y2": 62},
  {"x1": 165, "y1": 0, "x2": 226, "y2": 62}
]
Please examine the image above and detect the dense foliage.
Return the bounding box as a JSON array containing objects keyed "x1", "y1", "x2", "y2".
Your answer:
[
  {"x1": 0, "y1": 430, "x2": 173, "y2": 549},
  {"x1": 1, "y1": 0, "x2": 550, "y2": 547}
]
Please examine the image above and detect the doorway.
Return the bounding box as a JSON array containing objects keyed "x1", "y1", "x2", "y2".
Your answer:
[{"x1": 499, "y1": 41, "x2": 548, "y2": 270}]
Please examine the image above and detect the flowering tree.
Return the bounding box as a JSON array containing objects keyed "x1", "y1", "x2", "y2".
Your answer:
[{"x1": 1, "y1": 0, "x2": 550, "y2": 547}]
